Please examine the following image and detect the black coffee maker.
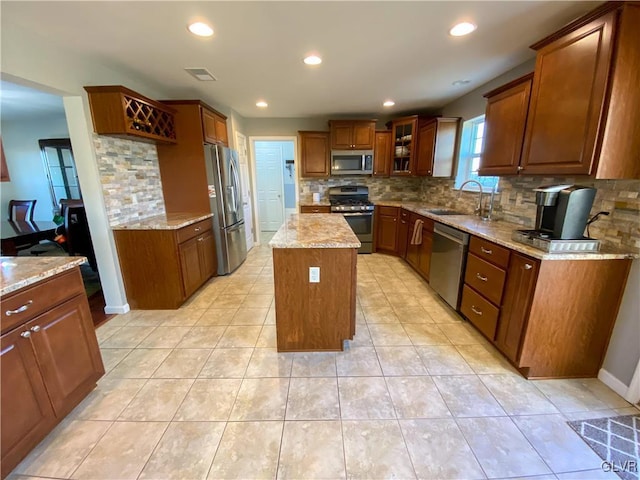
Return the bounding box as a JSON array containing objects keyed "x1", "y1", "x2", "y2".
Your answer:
[{"x1": 533, "y1": 184, "x2": 596, "y2": 239}]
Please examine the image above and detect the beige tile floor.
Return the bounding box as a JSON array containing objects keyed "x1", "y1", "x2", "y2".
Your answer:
[{"x1": 10, "y1": 245, "x2": 639, "y2": 480}]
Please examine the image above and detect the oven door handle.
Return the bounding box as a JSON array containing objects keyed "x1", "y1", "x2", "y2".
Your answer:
[{"x1": 341, "y1": 212, "x2": 373, "y2": 217}]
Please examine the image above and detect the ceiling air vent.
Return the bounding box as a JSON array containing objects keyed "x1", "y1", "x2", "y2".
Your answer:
[{"x1": 184, "y1": 68, "x2": 217, "y2": 81}]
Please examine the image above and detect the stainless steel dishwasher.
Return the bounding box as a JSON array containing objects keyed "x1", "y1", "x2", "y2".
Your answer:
[{"x1": 429, "y1": 222, "x2": 470, "y2": 310}]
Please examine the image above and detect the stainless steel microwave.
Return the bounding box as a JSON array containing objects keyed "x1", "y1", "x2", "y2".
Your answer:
[{"x1": 330, "y1": 150, "x2": 374, "y2": 175}]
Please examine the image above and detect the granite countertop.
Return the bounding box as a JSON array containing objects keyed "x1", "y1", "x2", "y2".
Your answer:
[
  {"x1": 0, "y1": 256, "x2": 87, "y2": 296},
  {"x1": 270, "y1": 214, "x2": 361, "y2": 249},
  {"x1": 112, "y1": 213, "x2": 213, "y2": 230},
  {"x1": 375, "y1": 201, "x2": 635, "y2": 261}
]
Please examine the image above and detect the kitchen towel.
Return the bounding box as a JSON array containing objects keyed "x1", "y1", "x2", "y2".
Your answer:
[{"x1": 410, "y1": 219, "x2": 424, "y2": 245}]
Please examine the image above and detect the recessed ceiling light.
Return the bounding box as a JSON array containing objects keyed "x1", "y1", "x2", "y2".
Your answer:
[
  {"x1": 383, "y1": 100, "x2": 395, "y2": 107},
  {"x1": 452, "y1": 79, "x2": 471, "y2": 86},
  {"x1": 188, "y1": 22, "x2": 214, "y2": 37},
  {"x1": 449, "y1": 22, "x2": 477, "y2": 37},
  {"x1": 303, "y1": 55, "x2": 322, "y2": 66},
  {"x1": 256, "y1": 101, "x2": 268, "y2": 108}
]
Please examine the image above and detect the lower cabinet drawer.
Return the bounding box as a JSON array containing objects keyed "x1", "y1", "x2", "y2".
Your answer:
[
  {"x1": 176, "y1": 218, "x2": 213, "y2": 244},
  {"x1": 464, "y1": 253, "x2": 507, "y2": 306},
  {"x1": 300, "y1": 205, "x2": 331, "y2": 213},
  {"x1": 460, "y1": 285, "x2": 500, "y2": 340}
]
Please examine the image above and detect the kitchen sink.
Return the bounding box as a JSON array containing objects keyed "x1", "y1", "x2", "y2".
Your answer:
[{"x1": 426, "y1": 209, "x2": 467, "y2": 216}]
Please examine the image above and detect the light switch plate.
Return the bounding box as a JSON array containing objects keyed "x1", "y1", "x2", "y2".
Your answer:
[{"x1": 309, "y1": 266, "x2": 320, "y2": 283}]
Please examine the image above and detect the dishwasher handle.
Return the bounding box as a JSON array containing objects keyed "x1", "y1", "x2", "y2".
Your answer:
[{"x1": 433, "y1": 222, "x2": 469, "y2": 245}]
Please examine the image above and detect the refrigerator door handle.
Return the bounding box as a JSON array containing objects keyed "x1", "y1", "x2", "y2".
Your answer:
[{"x1": 229, "y1": 158, "x2": 241, "y2": 212}]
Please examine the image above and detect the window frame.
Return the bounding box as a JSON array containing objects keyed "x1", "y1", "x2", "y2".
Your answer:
[{"x1": 454, "y1": 115, "x2": 499, "y2": 193}]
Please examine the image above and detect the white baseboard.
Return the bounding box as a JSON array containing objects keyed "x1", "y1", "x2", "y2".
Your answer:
[
  {"x1": 598, "y1": 368, "x2": 640, "y2": 404},
  {"x1": 104, "y1": 303, "x2": 130, "y2": 315}
]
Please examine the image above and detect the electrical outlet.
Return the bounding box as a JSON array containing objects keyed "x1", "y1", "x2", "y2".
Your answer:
[{"x1": 309, "y1": 267, "x2": 320, "y2": 283}]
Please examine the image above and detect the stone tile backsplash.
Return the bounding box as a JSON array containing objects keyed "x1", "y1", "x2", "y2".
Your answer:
[
  {"x1": 299, "y1": 176, "x2": 423, "y2": 203},
  {"x1": 422, "y1": 176, "x2": 640, "y2": 254},
  {"x1": 93, "y1": 135, "x2": 166, "y2": 226}
]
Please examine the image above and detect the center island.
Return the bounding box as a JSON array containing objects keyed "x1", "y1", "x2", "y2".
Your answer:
[{"x1": 269, "y1": 213, "x2": 361, "y2": 352}]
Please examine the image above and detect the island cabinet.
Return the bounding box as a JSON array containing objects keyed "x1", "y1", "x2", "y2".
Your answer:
[
  {"x1": 374, "y1": 206, "x2": 399, "y2": 254},
  {"x1": 460, "y1": 235, "x2": 632, "y2": 378},
  {"x1": 404, "y1": 213, "x2": 434, "y2": 281},
  {"x1": 84, "y1": 85, "x2": 177, "y2": 144},
  {"x1": 299, "y1": 131, "x2": 330, "y2": 177},
  {"x1": 1, "y1": 267, "x2": 104, "y2": 478},
  {"x1": 329, "y1": 120, "x2": 375, "y2": 150},
  {"x1": 518, "y1": 2, "x2": 640, "y2": 178},
  {"x1": 479, "y1": 73, "x2": 534, "y2": 176},
  {"x1": 270, "y1": 214, "x2": 359, "y2": 351},
  {"x1": 373, "y1": 131, "x2": 392, "y2": 177},
  {"x1": 113, "y1": 217, "x2": 216, "y2": 309},
  {"x1": 156, "y1": 101, "x2": 229, "y2": 214}
]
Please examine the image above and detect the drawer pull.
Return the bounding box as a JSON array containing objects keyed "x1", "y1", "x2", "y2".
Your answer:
[
  {"x1": 481, "y1": 247, "x2": 493, "y2": 255},
  {"x1": 476, "y1": 273, "x2": 488, "y2": 282},
  {"x1": 313, "y1": 209, "x2": 319, "y2": 213},
  {"x1": 194, "y1": 227, "x2": 201, "y2": 232},
  {"x1": 471, "y1": 306, "x2": 483, "y2": 316},
  {"x1": 30, "y1": 325, "x2": 41, "y2": 332},
  {"x1": 524, "y1": 264, "x2": 533, "y2": 270},
  {"x1": 20, "y1": 331, "x2": 31, "y2": 338},
  {"x1": 197, "y1": 237, "x2": 204, "y2": 242},
  {"x1": 6, "y1": 300, "x2": 33, "y2": 316}
]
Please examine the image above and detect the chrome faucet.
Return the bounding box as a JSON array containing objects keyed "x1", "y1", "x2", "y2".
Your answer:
[
  {"x1": 458, "y1": 180, "x2": 484, "y2": 219},
  {"x1": 484, "y1": 182, "x2": 498, "y2": 222}
]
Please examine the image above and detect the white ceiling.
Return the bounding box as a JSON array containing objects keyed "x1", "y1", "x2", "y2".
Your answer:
[{"x1": 2, "y1": 1, "x2": 600, "y2": 119}]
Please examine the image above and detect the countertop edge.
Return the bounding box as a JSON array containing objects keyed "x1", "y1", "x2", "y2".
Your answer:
[
  {"x1": 1, "y1": 256, "x2": 87, "y2": 297},
  {"x1": 111, "y1": 213, "x2": 214, "y2": 231},
  {"x1": 374, "y1": 201, "x2": 637, "y2": 261}
]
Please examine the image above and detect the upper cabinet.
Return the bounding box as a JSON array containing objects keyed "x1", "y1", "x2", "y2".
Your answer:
[
  {"x1": 479, "y1": 73, "x2": 534, "y2": 176},
  {"x1": 84, "y1": 86, "x2": 177, "y2": 144},
  {"x1": 388, "y1": 116, "x2": 460, "y2": 177},
  {"x1": 487, "y1": 2, "x2": 639, "y2": 179},
  {"x1": 299, "y1": 131, "x2": 330, "y2": 177},
  {"x1": 201, "y1": 108, "x2": 229, "y2": 146},
  {"x1": 373, "y1": 131, "x2": 392, "y2": 177},
  {"x1": 329, "y1": 120, "x2": 375, "y2": 150},
  {"x1": 416, "y1": 118, "x2": 460, "y2": 177}
]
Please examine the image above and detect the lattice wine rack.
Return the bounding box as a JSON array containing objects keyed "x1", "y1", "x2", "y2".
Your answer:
[{"x1": 84, "y1": 85, "x2": 177, "y2": 144}]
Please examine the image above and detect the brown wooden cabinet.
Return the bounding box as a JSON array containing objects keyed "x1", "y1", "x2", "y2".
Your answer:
[
  {"x1": 373, "y1": 131, "x2": 392, "y2": 177},
  {"x1": 201, "y1": 107, "x2": 229, "y2": 146},
  {"x1": 0, "y1": 136, "x2": 9, "y2": 182},
  {"x1": 519, "y1": 3, "x2": 640, "y2": 178},
  {"x1": 84, "y1": 85, "x2": 177, "y2": 144},
  {"x1": 495, "y1": 252, "x2": 539, "y2": 362},
  {"x1": 404, "y1": 213, "x2": 434, "y2": 280},
  {"x1": 479, "y1": 74, "x2": 533, "y2": 176},
  {"x1": 415, "y1": 118, "x2": 461, "y2": 177},
  {"x1": 374, "y1": 206, "x2": 399, "y2": 254},
  {"x1": 396, "y1": 209, "x2": 410, "y2": 259},
  {"x1": 156, "y1": 101, "x2": 229, "y2": 214},
  {"x1": 300, "y1": 205, "x2": 331, "y2": 214},
  {"x1": 461, "y1": 235, "x2": 632, "y2": 378},
  {"x1": 388, "y1": 116, "x2": 460, "y2": 177},
  {"x1": 299, "y1": 131, "x2": 330, "y2": 177},
  {"x1": 329, "y1": 120, "x2": 375, "y2": 150},
  {"x1": 113, "y1": 218, "x2": 216, "y2": 309},
  {"x1": 1, "y1": 267, "x2": 104, "y2": 478}
]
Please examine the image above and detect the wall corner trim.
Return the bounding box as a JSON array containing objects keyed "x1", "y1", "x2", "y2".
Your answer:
[
  {"x1": 598, "y1": 367, "x2": 639, "y2": 404},
  {"x1": 104, "y1": 303, "x2": 130, "y2": 315}
]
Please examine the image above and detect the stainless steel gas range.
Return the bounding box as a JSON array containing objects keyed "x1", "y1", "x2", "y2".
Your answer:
[{"x1": 328, "y1": 186, "x2": 374, "y2": 254}]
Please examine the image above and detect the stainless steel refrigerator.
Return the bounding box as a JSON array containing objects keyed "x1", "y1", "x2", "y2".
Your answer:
[{"x1": 204, "y1": 144, "x2": 248, "y2": 275}]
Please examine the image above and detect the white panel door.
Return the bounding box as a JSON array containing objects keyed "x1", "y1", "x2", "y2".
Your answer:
[
  {"x1": 255, "y1": 146, "x2": 284, "y2": 232},
  {"x1": 235, "y1": 132, "x2": 254, "y2": 250}
]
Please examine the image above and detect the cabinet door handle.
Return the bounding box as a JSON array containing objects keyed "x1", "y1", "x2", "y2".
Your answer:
[
  {"x1": 6, "y1": 300, "x2": 33, "y2": 316},
  {"x1": 481, "y1": 247, "x2": 492, "y2": 255},
  {"x1": 517, "y1": 166, "x2": 524, "y2": 171},
  {"x1": 20, "y1": 331, "x2": 31, "y2": 338},
  {"x1": 393, "y1": 218, "x2": 397, "y2": 222},
  {"x1": 524, "y1": 263, "x2": 533, "y2": 270},
  {"x1": 476, "y1": 273, "x2": 488, "y2": 282},
  {"x1": 30, "y1": 325, "x2": 41, "y2": 332},
  {"x1": 471, "y1": 306, "x2": 483, "y2": 316}
]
